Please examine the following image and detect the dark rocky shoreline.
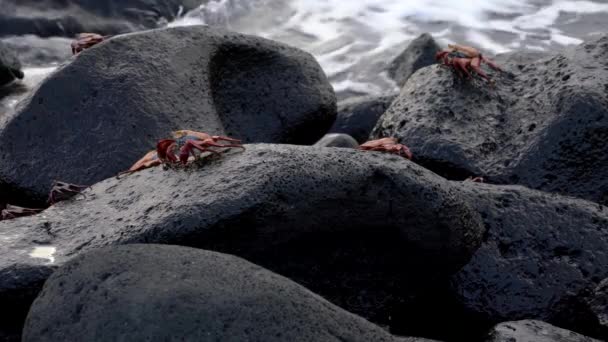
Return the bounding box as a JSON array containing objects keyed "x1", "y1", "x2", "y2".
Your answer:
[{"x1": 1, "y1": 1, "x2": 608, "y2": 341}]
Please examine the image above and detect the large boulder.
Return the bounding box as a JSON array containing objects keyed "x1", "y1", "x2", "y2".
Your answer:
[
  {"x1": 451, "y1": 182, "x2": 608, "y2": 331},
  {"x1": 0, "y1": 144, "x2": 484, "y2": 337},
  {"x1": 486, "y1": 320, "x2": 601, "y2": 342},
  {"x1": 0, "y1": 26, "x2": 336, "y2": 203},
  {"x1": 0, "y1": 41, "x2": 23, "y2": 86},
  {"x1": 329, "y1": 94, "x2": 397, "y2": 143},
  {"x1": 23, "y1": 244, "x2": 435, "y2": 342},
  {"x1": 0, "y1": 0, "x2": 203, "y2": 37},
  {"x1": 373, "y1": 35, "x2": 608, "y2": 205},
  {"x1": 387, "y1": 33, "x2": 440, "y2": 88}
]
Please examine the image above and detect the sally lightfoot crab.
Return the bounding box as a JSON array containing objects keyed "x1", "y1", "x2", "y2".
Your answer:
[
  {"x1": 359, "y1": 137, "x2": 413, "y2": 160},
  {"x1": 436, "y1": 44, "x2": 502, "y2": 83},
  {"x1": 119, "y1": 130, "x2": 245, "y2": 176},
  {"x1": 71, "y1": 33, "x2": 109, "y2": 55}
]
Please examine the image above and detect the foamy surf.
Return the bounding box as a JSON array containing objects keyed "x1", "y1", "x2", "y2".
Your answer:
[{"x1": 169, "y1": 0, "x2": 608, "y2": 98}]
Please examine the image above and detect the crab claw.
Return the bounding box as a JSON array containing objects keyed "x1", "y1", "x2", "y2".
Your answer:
[
  {"x1": 397, "y1": 145, "x2": 413, "y2": 160},
  {"x1": 435, "y1": 50, "x2": 450, "y2": 62},
  {"x1": 157, "y1": 139, "x2": 178, "y2": 163}
]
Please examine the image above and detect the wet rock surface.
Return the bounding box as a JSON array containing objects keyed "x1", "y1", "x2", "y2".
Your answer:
[
  {"x1": 388, "y1": 33, "x2": 440, "y2": 88},
  {"x1": 330, "y1": 94, "x2": 397, "y2": 143},
  {"x1": 0, "y1": 144, "x2": 483, "y2": 338},
  {"x1": 485, "y1": 320, "x2": 601, "y2": 342},
  {"x1": 0, "y1": 41, "x2": 23, "y2": 86},
  {"x1": 0, "y1": 26, "x2": 336, "y2": 204},
  {"x1": 0, "y1": 0, "x2": 204, "y2": 38},
  {"x1": 0, "y1": 36, "x2": 71, "y2": 67},
  {"x1": 451, "y1": 182, "x2": 608, "y2": 331},
  {"x1": 23, "y1": 244, "x2": 436, "y2": 342},
  {"x1": 373, "y1": 35, "x2": 608, "y2": 205}
]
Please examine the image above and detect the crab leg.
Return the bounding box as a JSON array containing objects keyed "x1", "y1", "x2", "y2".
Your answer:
[
  {"x1": 469, "y1": 57, "x2": 491, "y2": 81},
  {"x1": 211, "y1": 136, "x2": 242, "y2": 143},
  {"x1": 482, "y1": 56, "x2": 502, "y2": 71}
]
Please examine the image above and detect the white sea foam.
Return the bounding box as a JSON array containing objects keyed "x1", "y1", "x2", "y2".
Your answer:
[{"x1": 168, "y1": 0, "x2": 608, "y2": 98}]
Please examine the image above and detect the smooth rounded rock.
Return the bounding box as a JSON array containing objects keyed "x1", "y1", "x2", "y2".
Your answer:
[
  {"x1": 0, "y1": 40, "x2": 23, "y2": 86},
  {"x1": 388, "y1": 33, "x2": 440, "y2": 88},
  {"x1": 0, "y1": 26, "x2": 336, "y2": 203},
  {"x1": 23, "y1": 245, "x2": 437, "y2": 342},
  {"x1": 330, "y1": 94, "x2": 396, "y2": 143},
  {"x1": 314, "y1": 133, "x2": 359, "y2": 148},
  {"x1": 0, "y1": 144, "x2": 484, "y2": 336}
]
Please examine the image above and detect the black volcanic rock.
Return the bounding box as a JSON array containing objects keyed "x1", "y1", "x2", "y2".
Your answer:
[
  {"x1": 486, "y1": 320, "x2": 601, "y2": 342},
  {"x1": 0, "y1": 41, "x2": 23, "y2": 86},
  {"x1": 0, "y1": 26, "x2": 336, "y2": 203},
  {"x1": 451, "y1": 182, "x2": 608, "y2": 330},
  {"x1": 388, "y1": 33, "x2": 440, "y2": 88},
  {"x1": 0, "y1": 144, "x2": 484, "y2": 338},
  {"x1": 23, "y1": 245, "x2": 436, "y2": 342},
  {"x1": 330, "y1": 94, "x2": 396, "y2": 143},
  {"x1": 0, "y1": 0, "x2": 203, "y2": 37},
  {"x1": 373, "y1": 34, "x2": 608, "y2": 205}
]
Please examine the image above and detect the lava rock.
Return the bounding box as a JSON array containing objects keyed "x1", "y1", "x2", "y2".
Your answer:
[
  {"x1": 486, "y1": 320, "x2": 601, "y2": 342},
  {"x1": 373, "y1": 34, "x2": 608, "y2": 205},
  {"x1": 451, "y1": 182, "x2": 608, "y2": 329},
  {"x1": 0, "y1": 0, "x2": 203, "y2": 37},
  {"x1": 23, "y1": 244, "x2": 437, "y2": 342},
  {"x1": 314, "y1": 133, "x2": 359, "y2": 148},
  {"x1": 0, "y1": 144, "x2": 484, "y2": 337},
  {"x1": 493, "y1": 50, "x2": 552, "y2": 72},
  {"x1": 388, "y1": 33, "x2": 440, "y2": 88},
  {"x1": 0, "y1": 41, "x2": 23, "y2": 86},
  {"x1": 329, "y1": 94, "x2": 397, "y2": 143},
  {"x1": 0, "y1": 26, "x2": 336, "y2": 203}
]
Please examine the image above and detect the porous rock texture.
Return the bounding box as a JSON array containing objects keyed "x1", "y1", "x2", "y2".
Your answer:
[
  {"x1": 388, "y1": 33, "x2": 440, "y2": 88},
  {"x1": 451, "y1": 182, "x2": 608, "y2": 333},
  {"x1": 0, "y1": 0, "x2": 203, "y2": 37},
  {"x1": 329, "y1": 94, "x2": 397, "y2": 143},
  {"x1": 373, "y1": 34, "x2": 608, "y2": 205},
  {"x1": 22, "y1": 244, "x2": 437, "y2": 342},
  {"x1": 0, "y1": 26, "x2": 336, "y2": 203},
  {"x1": 485, "y1": 320, "x2": 601, "y2": 342}
]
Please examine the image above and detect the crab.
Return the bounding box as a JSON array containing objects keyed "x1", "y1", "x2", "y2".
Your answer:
[
  {"x1": 464, "y1": 176, "x2": 484, "y2": 183},
  {"x1": 71, "y1": 33, "x2": 109, "y2": 55},
  {"x1": 435, "y1": 44, "x2": 502, "y2": 83},
  {"x1": 0, "y1": 204, "x2": 43, "y2": 221},
  {"x1": 118, "y1": 130, "x2": 245, "y2": 176},
  {"x1": 359, "y1": 137, "x2": 413, "y2": 160},
  {"x1": 48, "y1": 181, "x2": 90, "y2": 204}
]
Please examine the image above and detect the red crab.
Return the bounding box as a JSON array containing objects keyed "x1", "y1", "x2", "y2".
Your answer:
[
  {"x1": 71, "y1": 33, "x2": 109, "y2": 55},
  {"x1": 0, "y1": 204, "x2": 43, "y2": 221},
  {"x1": 435, "y1": 44, "x2": 502, "y2": 83},
  {"x1": 118, "y1": 130, "x2": 245, "y2": 176},
  {"x1": 359, "y1": 137, "x2": 412, "y2": 160}
]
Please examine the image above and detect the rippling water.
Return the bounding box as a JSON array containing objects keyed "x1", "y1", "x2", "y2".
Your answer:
[{"x1": 170, "y1": 0, "x2": 608, "y2": 98}]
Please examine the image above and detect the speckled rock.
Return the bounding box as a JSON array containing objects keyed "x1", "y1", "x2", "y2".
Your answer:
[
  {"x1": 314, "y1": 133, "x2": 359, "y2": 148},
  {"x1": 0, "y1": 0, "x2": 203, "y2": 37},
  {"x1": 329, "y1": 94, "x2": 397, "y2": 143},
  {"x1": 451, "y1": 182, "x2": 608, "y2": 328},
  {"x1": 23, "y1": 245, "x2": 438, "y2": 342},
  {"x1": 388, "y1": 33, "x2": 440, "y2": 88},
  {"x1": 0, "y1": 26, "x2": 336, "y2": 204},
  {"x1": 486, "y1": 320, "x2": 601, "y2": 342},
  {"x1": 0, "y1": 144, "x2": 483, "y2": 338},
  {"x1": 0, "y1": 41, "x2": 23, "y2": 86},
  {"x1": 373, "y1": 34, "x2": 608, "y2": 205}
]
